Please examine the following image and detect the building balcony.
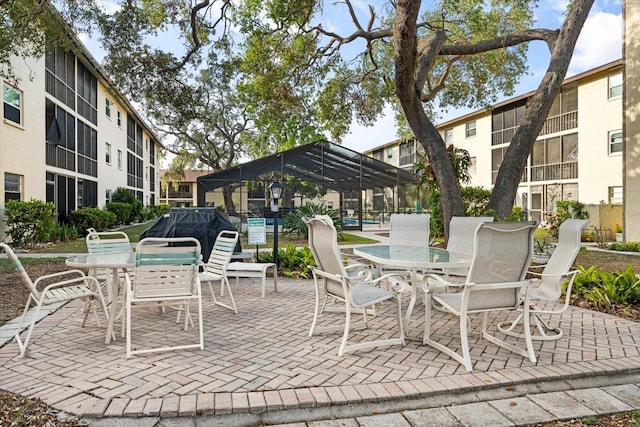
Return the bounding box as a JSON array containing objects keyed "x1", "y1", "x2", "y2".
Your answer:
[
  {"x1": 530, "y1": 161, "x2": 578, "y2": 182},
  {"x1": 539, "y1": 111, "x2": 578, "y2": 136}
]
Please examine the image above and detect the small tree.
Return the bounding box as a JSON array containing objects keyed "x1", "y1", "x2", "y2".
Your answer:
[
  {"x1": 4, "y1": 199, "x2": 58, "y2": 248},
  {"x1": 283, "y1": 202, "x2": 343, "y2": 239},
  {"x1": 110, "y1": 187, "x2": 142, "y2": 223}
]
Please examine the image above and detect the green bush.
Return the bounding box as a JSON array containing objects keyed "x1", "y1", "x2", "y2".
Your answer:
[
  {"x1": 572, "y1": 265, "x2": 640, "y2": 307},
  {"x1": 4, "y1": 199, "x2": 58, "y2": 248},
  {"x1": 106, "y1": 201, "x2": 133, "y2": 226},
  {"x1": 283, "y1": 202, "x2": 344, "y2": 239},
  {"x1": 111, "y1": 187, "x2": 143, "y2": 223},
  {"x1": 68, "y1": 207, "x2": 117, "y2": 235},
  {"x1": 257, "y1": 244, "x2": 316, "y2": 279},
  {"x1": 52, "y1": 223, "x2": 79, "y2": 242},
  {"x1": 607, "y1": 241, "x2": 640, "y2": 252},
  {"x1": 428, "y1": 186, "x2": 495, "y2": 237},
  {"x1": 546, "y1": 200, "x2": 588, "y2": 237}
]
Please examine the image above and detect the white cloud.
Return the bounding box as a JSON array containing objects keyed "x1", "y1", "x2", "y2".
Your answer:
[
  {"x1": 569, "y1": 10, "x2": 622, "y2": 74},
  {"x1": 341, "y1": 106, "x2": 399, "y2": 153}
]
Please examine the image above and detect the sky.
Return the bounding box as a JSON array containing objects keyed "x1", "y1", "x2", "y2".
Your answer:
[
  {"x1": 79, "y1": 0, "x2": 623, "y2": 156},
  {"x1": 339, "y1": 0, "x2": 623, "y2": 153}
]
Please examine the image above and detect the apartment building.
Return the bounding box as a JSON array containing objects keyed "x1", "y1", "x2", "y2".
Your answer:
[
  {"x1": 1, "y1": 30, "x2": 162, "y2": 237},
  {"x1": 366, "y1": 60, "x2": 624, "y2": 226}
]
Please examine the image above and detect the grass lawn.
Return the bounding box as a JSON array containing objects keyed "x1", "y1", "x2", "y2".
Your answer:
[{"x1": 28, "y1": 221, "x2": 378, "y2": 254}]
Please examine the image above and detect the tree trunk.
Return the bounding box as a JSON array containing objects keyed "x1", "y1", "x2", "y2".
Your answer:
[
  {"x1": 394, "y1": 0, "x2": 464, "y2": 239},
  {"x1": 223, "y1": 186, "x2": 236, "y2": 215},
  {"x1": 489, "y1": 0, "x2": 594, "y2": 218}
]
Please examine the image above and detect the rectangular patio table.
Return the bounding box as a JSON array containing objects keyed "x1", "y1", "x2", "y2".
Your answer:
[
  {"x1": 66, "y1": 252, "x2": 135, "y2": 344},
  {"x1": 353, "y1": 245, "x2": 471, "y2": 334}
]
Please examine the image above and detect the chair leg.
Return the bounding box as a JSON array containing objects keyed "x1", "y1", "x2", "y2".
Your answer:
[
  {"x1": 14, "y1": 297, "x2": 35, "y2": 358},
  {"x1": 498, "y1": 310, "x2": 564, "y2": 341},
  {"x1": 338, "y1": 303, "x2": 352, "y2": 356},
  {"x1": 208, "y1": 279, "x2": 238, "y2": 314},
  {"x1": 459, "y1": 310, "x2": 473, "y2": 372},
  {"x1": 309, "y1": 277, "x2": 322, "y2": 337},
  {"x1": 395, "y1": 295, "x2": 405, "y2": 346}
]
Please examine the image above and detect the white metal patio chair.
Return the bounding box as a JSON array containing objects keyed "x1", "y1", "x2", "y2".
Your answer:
[
  {"x1": 427, "y1": 216, "x2": 495, "y2": 281},
  {"x1": 86, "y1": 230, "x2": 132, "y2": 302},
  {"x1": 498, "y1": 218, "x2": 589, "y2": 341},
  {"x1": 422, "y1": 221, "x2": 538, "y2": 372},
  {"x1": 1, "y1": 243, "x2": 108, "y2": 358},
  {"x1": 379, "y1": 213, "x2": 431, "y2": 278},
  {"x1": 126, "y1": 237, "x2": 203, "y2": 357},
  {"x1": 389, "y1": 213, "x2": 431, "y2": 246},
  {"x1": 199, "y1": 230, "x2": 240, "y2": 314},
  {"x1": 303, "y1": 215, "x2": 406, "y2": 356}
]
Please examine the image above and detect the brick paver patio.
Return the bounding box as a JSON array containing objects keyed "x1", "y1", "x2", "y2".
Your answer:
[{"x1": 1, "y1": 276, "x2": 640, "y2": 419}]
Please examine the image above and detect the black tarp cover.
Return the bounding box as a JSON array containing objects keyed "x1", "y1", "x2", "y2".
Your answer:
[{"x1": 140, "y1": 207, "x2": 240, "y2": 262}]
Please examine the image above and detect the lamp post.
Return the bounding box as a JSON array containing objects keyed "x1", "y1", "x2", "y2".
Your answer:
[{"x1": 268, "y1": 181, "x2": 283, "y2": 268}]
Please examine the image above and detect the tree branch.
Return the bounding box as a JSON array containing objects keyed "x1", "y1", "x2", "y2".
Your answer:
[{"x1": 438, "y1": 29, "x2": 559, "y2": 56}]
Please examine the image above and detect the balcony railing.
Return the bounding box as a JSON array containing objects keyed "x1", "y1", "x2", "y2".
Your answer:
[
  {"x1": 166, "y1": 191, "x2": 193, "y2": 199},
  {"x1": 539, "y1": 111, "x2": 578, "y2": 136},
  {"x1": 530, "y1": 161, "x2": 578, "y2": 182},
  {"x1": 491, "y1": 127, "x2": 516, "y2": 146}
]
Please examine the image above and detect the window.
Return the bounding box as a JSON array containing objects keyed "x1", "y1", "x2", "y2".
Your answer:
[
  {"x1": 105, "y1": 98, "x2": 112, "y2": 117},
  {"x1": 444, "y1": 128, "x2": 453, "y2": 144},
  {"x1": 609, "y1": 186, "x2": 623, "y2": 205},
  {"x1": 106, "y1": 189, "x2": 111, "y2": 202},
  {"x1": 117, "y1": 149, "x2": 122, "y2": 168},
  {"x1": 470, "y1": 157, "x2": 477, "y2": 174},
  {"x1": 609, "y1": 72, "x2": 622, "y2": 99},
  {"x1": 117, "y1": 110, "x2": 122, "y2": 127},
  {"x1": 106, "y1": 143, "x2": 111, "y2": 164},
  {"x1": 465, "y1": 121, "x2": 476, "y2": 138},
  {"x1": 3, "y1": 84, "x2": 22, "y2": 125},
  {"x1": 4, "y1": 173, "x2": 21, "y2": 201},
  {"x1": 386, "y1": 147, "x2": 393, "y2": 159},
  {"x1": 609, "y1": 130, "x2": 622, "y2": 155}
]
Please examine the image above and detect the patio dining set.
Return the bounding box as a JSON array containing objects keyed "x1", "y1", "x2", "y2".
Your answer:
[{"x1": 1, "y1": 213, "x2": 588, "y2": 373}]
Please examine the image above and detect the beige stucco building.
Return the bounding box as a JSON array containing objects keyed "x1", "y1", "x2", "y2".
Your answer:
[
  {"x1": 1, "y1": 29, "x2": 162, "y2": 238},
  {"x1": 366, "y1": 60, "x2": 625, "y2": 233}
]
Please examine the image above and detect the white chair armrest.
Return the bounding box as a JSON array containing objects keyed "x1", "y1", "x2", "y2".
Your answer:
[{"x1": 421, "y1": 273, "x2": 464, "y2": 293}]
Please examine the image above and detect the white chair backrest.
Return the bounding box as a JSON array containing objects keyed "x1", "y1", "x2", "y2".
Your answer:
[
  {"x1": 0, "y1": 243, "x2": 39, "y2": 299},
  {"x1": 466, "y1": 221, "x2": 537, "y2": 310},
  {"x1": 133, "y1": 237, "x2": 201, "y2": 299},
  {"x1": 447, "y1": 216, "x2": 495, "y2": 255},
  {"x1": 86, "y1": 231, "x2": 132, "y2": 253},
  {"x1": 203, "y1": 230, "x2": 239, "y2": 276},
  {"x1": 304, "y1": 215, "x2": 349, "y2": 298},
  {"x1": 537, "y1": 218, "x2": 589, "y2": 300},
  {"x1": 389, "y1": 213, "x2": 430, "y2": 246}
]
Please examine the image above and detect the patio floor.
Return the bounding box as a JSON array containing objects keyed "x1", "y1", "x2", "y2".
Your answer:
[{"x1": 1, "y1": 276, "x2": 640, "y2": 420}]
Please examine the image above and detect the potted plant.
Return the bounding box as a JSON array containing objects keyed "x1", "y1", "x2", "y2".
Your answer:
[
  {"x1": 532, "y1": 237, "x2": 553, "y2": 264},
  {"x1": 615, "y1": 224, "x2": 623, "y2": 242}
]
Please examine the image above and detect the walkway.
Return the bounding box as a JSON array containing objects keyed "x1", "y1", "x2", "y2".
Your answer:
[{"x1": 1, "y1": 228, "x2": 640, "y2": 426}]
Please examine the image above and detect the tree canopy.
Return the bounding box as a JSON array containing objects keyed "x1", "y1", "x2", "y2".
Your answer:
[{"x1": 2, "y1": 0, "x2": 595, "y2": 233}]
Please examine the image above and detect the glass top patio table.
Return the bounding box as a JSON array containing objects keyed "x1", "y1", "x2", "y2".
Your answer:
[
  {"x1": 353, "y1": 245, "x2": 470, "y2": 269},
  {"x1": 353, "y1": 245, "x2": 472, "y2": 336}
]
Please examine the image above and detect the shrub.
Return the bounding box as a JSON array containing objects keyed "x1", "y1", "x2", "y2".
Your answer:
[
  {"x1": 106, "y1": 202, "x2": 133, "y2": 226},
  {"x1": 110, "y1": 187, "x2": 143, "y2": 223},
  {"x1": 3, "y1": 199, "x2": 58, "y2": 248},
  {"x1": 68, "y1": 207, "x2": 117, "y2": 235},
  {"x1": 428, "y1": 186, "x2": 495, "y2": 237},
  {"x1": 257, "y1": 244, "x2": 316, "y2": 279},
  {"x1": 572, "y1": 265, "x2": 640, "y2": 307},
  {"x1": 546, "y1": 200, "x2": 588, "y2": 237},
  {"x1": 283, "y1": 202, "x2": 344, "y2": 239},
  {"x1": 607, "y1": 241, "x2": 640, "y2": 252}
]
